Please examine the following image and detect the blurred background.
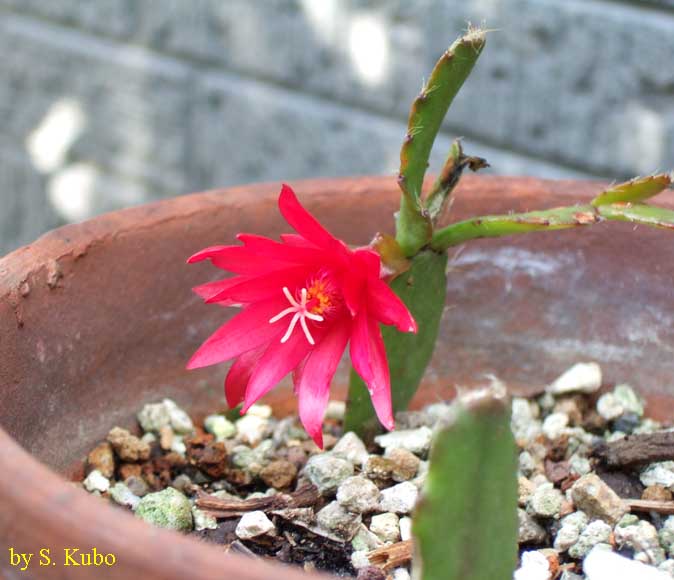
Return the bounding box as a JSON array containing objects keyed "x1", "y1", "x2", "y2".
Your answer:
[{"x1": 1, "y1": 0, "x2": 673, "y2": 255}]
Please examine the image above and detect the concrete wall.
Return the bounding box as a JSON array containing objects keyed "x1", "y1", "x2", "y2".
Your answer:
[{"x1": 1, "y1": 0, "x2": 673, "y2": 254}]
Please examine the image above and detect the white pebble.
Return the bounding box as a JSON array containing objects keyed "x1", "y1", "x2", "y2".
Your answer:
[
  {"x1": 325, "y1": 401, "x2": 346, "y2": 420},
  {"x1": 399, "y1": 516, "x2": 412, "y2": 541},
  {"x1": 236, "y1": 414, "x2": 269, "y2": 446},
  {"x1": 247, "y1": 404, "x2": 272, "y2": 419},
  {"x1": 542, "y1": 412, "x2": 569, "y2": 440},
  {"x1": 351, "y1": 550, "x2": 371, "y2": 570},
  {"x1": 392, "y1": 568, "x2": 411, "y2": 580},
  {"x1": 514, "y1": 551, "x2": 551, "y2": 580},
  {"x1": 235, "y1": 511, "x2": 275, "y2": 539},
  {"x1": 378, "y1": 482, "x2": 418, "y2": 515},
  {"x1": 584, "y1": 546, "x2": 669, "y2": 580},
  {"x1": 375, "y1": 427, "x2": 433, "y2": 456},
  {"x1": 370, "y1": 512, "x2": 400, "y2": 543},
  {"x1": 204, "y1": 414, "x2": 236, "y2": 440},
  {"x1": 641, "y1": 462, "x2": 674, "y2": 490},
  {"x1": 547, "y1": 362, "x2": 602, "y2": 395},
  {"x1": 83, "y1": 469, "x2": 110, "y2": 493}
]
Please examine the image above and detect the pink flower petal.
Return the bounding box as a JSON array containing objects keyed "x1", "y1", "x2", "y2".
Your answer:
[
  {"x1": 186, "y1": 297, "x2": 285, "y2": 369},
  {"x1": 278, "y1": 184, "x2": 345, "y2": 252},
  {"x1": 280, "y1": 233, "x2": 317, "y2": 248},
  {"x1": 242, "y1": 329, "x2": 316, "y2": 412},
  {"x1": 205, "y1": 266, "x2": 308, "y2": 304},
  {"x1": 237, "y1": 233, "x2": 326, "y2": 264},
  {"x1": 193, "y1": 277, "x2": 248, "y2": 302},
  {"x1": 339, "y1": 248, "x2": 379, "y2": 316},
  {"x1": 297, "y1": 318, "x2": 351, "y2": 447},
  {"x1": 187, "y1": 245, "x2": 289, "y2": 275},
  {"x1": 367, "y1": 277, "x2": 417, "y2": 333},
  {"x1": 349, "y1": 311, "x2": 394, "y2": 431},
  {"x1": 225, "y1": 347, "x2": 264, "y2": 408}
]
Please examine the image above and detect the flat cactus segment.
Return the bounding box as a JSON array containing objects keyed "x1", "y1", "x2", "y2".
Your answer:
[
  {"x1": 597, "y1": 203, "x2": 674, "y2": 229},
  {"x1": 396, "y1": 28, "x2": 487, "y2": 257},
  {"x1": 431, "y1": 204, "x2": 600, "y2": 250},
  {"x1": 413, "y1": 390, "x2": 518, "y2": 580},
  {"x1": 591, "y1": 174, "x2": 672, "y2": 207}
]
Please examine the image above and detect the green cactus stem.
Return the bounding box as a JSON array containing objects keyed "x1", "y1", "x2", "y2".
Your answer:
[
  {"x1": 413, "y1": 384, "x2": 518, "y2": 580},
  {"x1": 396, "y1": 28, "x2": 487, "y2": 257},
  {"x1": 430, "y1": 204, "x2": 600, "y2": 250},
  {"x1": 590, "y1": 173, "x2": 671, "y2": 206},
  {"x1": 425, "y1": 139, "x2": 489, "y2": 222},
  {"x1": 597, "y1": 202, "x2": 674, "y2": 229},
  {"x1": 430, "y1": 175, "x2": 674, "y2": 251}
]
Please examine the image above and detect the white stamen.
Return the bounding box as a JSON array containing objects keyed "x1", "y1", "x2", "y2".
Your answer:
[{"x1": 269, "y1": 286, "x2": 323, "y2": 345}]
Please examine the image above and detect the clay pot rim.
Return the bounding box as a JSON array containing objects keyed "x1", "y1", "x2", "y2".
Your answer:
[{"x1": 2, "y1": 174, "x2": 671, "y2": 580}]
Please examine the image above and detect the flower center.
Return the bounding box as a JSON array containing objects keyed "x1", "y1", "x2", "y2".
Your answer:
[{"x1": 268, "y1": 287, "x2": 324, "y2": 345}]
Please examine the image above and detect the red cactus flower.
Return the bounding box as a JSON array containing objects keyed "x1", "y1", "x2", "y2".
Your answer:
[{"x1": 187, "y1": 185, "x2": 417, "y2": 447}]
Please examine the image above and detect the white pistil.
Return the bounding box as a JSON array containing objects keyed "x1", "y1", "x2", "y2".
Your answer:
[{"x1": 269, "y1": 286, "x2": 323, "y2": 345}]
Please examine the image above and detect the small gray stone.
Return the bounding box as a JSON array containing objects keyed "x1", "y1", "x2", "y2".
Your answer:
[
  {"x1": 109, "y1": 482, "x2": 140, "y2": 510},
  {"x1": 235, "y1": 510, "x2": 275, "y2": 539},
  {"x1": 316, "y1": 501, "x2": 362, "y2": 540},
  {"x1": 325, "y1": 401, "x2": 346, "y2": 421},
  {"x1": 518, "y1": 477, "x2": 535, "y2": 507},
  {"x1": 304, "y1": 454, "x2": 354, "y2": 495},
  {"x1": 351, "y1": 524, "x2": 384, "y2": 552},
  {"x1": 511, "y1": 398, "x2": 543, "y2": 443},
  {"x1": 527, "y1": 482, "x2": 563, "y2": 519},
  {"x1": 124, "y1": 475, "x2": 149, "y2": 497},
  {"x1": 337, "y1": 476, "x2": 380, "y2": 514},
  {"x1": 554, "y1": 512, "x2": 588, "y2": 552},
  {"x1": 518, "y1": 508, "x2": 547, "y2": 544},
  {"x1": 332, "y1": 432, "x2": 369, "y2": 467},
  {"x1": 192, "y1": 507, "x2": 218, "y2": 531},
  {"x1": 642, "y1": 462, "x2": 674, "y2": 490},
  {"x1": 568, "y1": 520, "x2": 612, "y2": 559},
  {"x1": 613, "y1": 385, "x2": 645, "y2": 417},
  {"x1": 171, "y1": 474, "x2": 192, "y2": 494},
  {"x1": 659, "y1": 516, "x2": 674, "y2": 558},
  {"x1": 136, "y1": 488, "x2": 193, "y2": 531},
  {"x1": 163, "y1": 399, "x2": 194, "y2": 434},
  {"x1": 597, "y1": 385, "x2": 644, "y2": 421},
  {"x1": 370, "y1": 512, "x2": 400, "y2": 543},
  {"x1": 547, "y1": 362, "x2": 602, "y2": 396},
  {"x1": 83, "y1": 469, "x2": 110, "y2": 493},
  {"x1": 351, "y1": 550, "x2": 371, "y2": 570},
  {"x1": 614, "y1": 520, "x2": 665, "y2": 566},
  {"x1": 385, "y1": 448, "x2": 421, "y2": 482},
  {"x1": 571, "y1": 474, "x2": 628, "y2": 525},
  {"x1": 542, "y1": 412, "x2": 569, "y2": 440},
  {"x1": 569, "y1": 454, "x2": 592, "y2": 477},
  {"x1": 374, "y1": 427, "x2": 433, "y2": 456},
  {"x1": 170, "y1": 435, "x2": 186, "y2": 456},
  {"x1": 519, "y1": 451, "x2": 537, "y2": 477},
  {"x1": 137, "y1": 401, "x2": 171, "y2": 433},
  {"x1": 235, "y1": 414, "x2": 270, "y2": 446},
  {"x1": 378, "y1": 482, "x2": 418, "y2": 515},
  {"x1": 204, "y1": 414, "x2": 236, "y2": 440}
]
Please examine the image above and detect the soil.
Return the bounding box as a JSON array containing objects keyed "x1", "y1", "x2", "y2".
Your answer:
[{"x1": 78, "y1": 368, "x2": 674, "y2": 580}]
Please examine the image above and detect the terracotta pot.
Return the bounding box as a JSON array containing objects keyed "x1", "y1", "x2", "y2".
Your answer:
[{"x1": 1, "y1": 176, "x2": 673, "y2": 579}]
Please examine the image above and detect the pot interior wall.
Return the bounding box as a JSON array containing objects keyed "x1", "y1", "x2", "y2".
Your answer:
[{"x1": 1, "y1": 176, "x2": 674, "y2": 476}]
